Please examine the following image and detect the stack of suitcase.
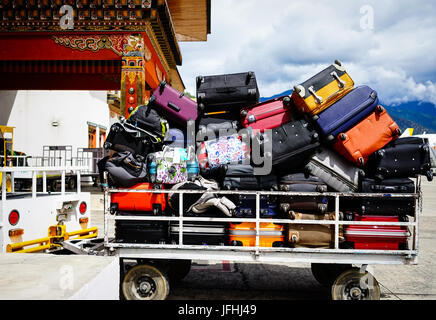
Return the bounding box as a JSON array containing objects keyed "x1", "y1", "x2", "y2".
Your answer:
[{"x1": 101, "y1": 60, "x2": 433, "y2": 250}]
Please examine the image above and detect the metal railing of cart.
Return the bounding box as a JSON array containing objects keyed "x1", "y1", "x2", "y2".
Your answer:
[{"x1": 103, "y1": 175, "x2": 422, "y2": 266}]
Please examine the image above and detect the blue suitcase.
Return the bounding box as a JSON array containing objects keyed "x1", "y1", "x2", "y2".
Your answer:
[
  {"x1": 314, "y1": 85, "x2": 379, "y2": 141},
  {"x1": 233, "y1": 195, "x2": 279, "y2": 218}
]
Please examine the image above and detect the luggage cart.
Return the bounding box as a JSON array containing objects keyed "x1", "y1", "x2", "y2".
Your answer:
[{"x1": 101, "y1": 174, "x2": 422, "y2": 301}]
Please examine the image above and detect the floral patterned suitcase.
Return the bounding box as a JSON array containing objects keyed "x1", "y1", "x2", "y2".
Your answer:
[
  {"x1": 197, "y1": 135, "x2": 250, "y2": 170},
  {"x1": 147, "y1": 146, "x2": 199, "y2": 184}
]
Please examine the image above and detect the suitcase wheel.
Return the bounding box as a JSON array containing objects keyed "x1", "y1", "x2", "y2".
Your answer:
[
  {"x1": 240, "y1": 109, "x2": 248, "y2": 118},
  {"x1": 358, "y1": 169, "x2": 366, "y2": 178},
  {"x1": 293, "y1": 85, "x2": 303, "y2": 96},
  {"x1": 340, "y1": 133, "x2": 347, "y2": 141},
  {"x1": 325, "y1": 135, "x2": 335, "y2": 143},
  {"x1": 375, "y1": 105, "x2": 384, "y2": 113},
  {"x1": 198, "y1": 103, "x2": 205, "y2": 111},
  {"x1": 358, "y1": 157, "x2": 365, "y2": 166},
  {"x1": 334, "y1": 59, "x2": 342, "y2": 66},
  {"x1": 312, "y1": 114, "x2": 320, "y2": 122},
  {"x1": 230, "y1": 240, "x2": 243, "y2": 247},
  {"x1": 282, "y1": 96, "x2": 291, "y2": 107},
  {"x1": 273, "y1": 241, "x2": 284, "y2": 248},
  {"x1": 426, "y1": 171, "x2": 434, "y2": 182}
]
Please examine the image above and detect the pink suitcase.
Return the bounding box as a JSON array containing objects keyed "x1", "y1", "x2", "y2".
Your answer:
[
  {"x1": 240, "y1": 96, "x2": 293, "y2": 133},
  {"x1": 149, "y1": 81, "x2": 198, "y2": 127}
]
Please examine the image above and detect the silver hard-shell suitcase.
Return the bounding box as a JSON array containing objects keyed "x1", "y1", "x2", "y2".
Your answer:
[{"x1": 305, "y1": 148, "x2": 364, "y2": 192}]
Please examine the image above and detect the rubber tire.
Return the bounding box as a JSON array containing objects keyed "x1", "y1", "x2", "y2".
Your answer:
[
  {"x1": 311, "y1": 263, "x2": 352, "y2": 287},
  {"x1": 167, "y1": 260, "x2": 192, "y2": 284},
  {"x1": 67, "y1": 177, "x2": 76, "y2": 190},
  {"x1": 331, "y1": 268, "x2": 380, "y2": 300},
  {"x1": 121, "y1": 264, "x2": 170, "y2": 300}
]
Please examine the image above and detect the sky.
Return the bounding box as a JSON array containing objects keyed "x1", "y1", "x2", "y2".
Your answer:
[{"x1": 178, "y1": 0, "x2": 436, "y2": 106}]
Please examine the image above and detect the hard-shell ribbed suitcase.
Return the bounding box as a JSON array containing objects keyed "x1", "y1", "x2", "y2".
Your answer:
[
  {"x1": 305, "y1": 148, "x2": 364, "y2": 192},
  {"x1": 359, "y1": 178, "x2": 416, "y2": 216},
  {"x1": 196, "y1": 72, "x2": 260, "y2": 111},
  {"x1": 221, "y1": 164, "x2": 279, "y2": 191},
  {"x1": 110, "y1": 183, "x2": 167, "y2": 214},
  {"x1": 240, "y1": 96, "x2": 293, "y2": 133},
  {"x1": 115, "y1": 212, "x2": 169, "y2": 244},
  {"x1": 333, "y1": 106, "x2": 401, "y2": 166},
  {"x1": 367, "y1": 137, "x2": 433, "y2": 181},
  {"x1": 287, "y1": 212, "x2": 342, "y2": 248},
  {"x1": 149, "y1": 81, "x2": 198, "y2": 127},
  {"x1": 229, "y1": 222, "x2": 285, "y2": 247},
  {"x1": 169, "y1": 221, "x2": 228, "y2": 246},
  {"x1": 343, "y1": 213, "x2": 409, "y2": 250},
  {"x1": 291, "y1": 60, "x2": 354, "y2": 116},
  {"x1": 232, "y1": 194, "x2": 279, "y2": 218},
  {"x1": 314, "y1": 85, "x2": 379, "y2": 140}
]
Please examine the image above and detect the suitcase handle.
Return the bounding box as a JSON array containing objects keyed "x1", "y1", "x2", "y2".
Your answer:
[
  {"x1": 167, "y1": 102, "x2": 180, "y2": 112},
  {"x1": 330, "y1": 71, "x2": 346, "y2": 89},
  {"x1": 308, "y1": 86, "x2": 323, "y2": 104},
  {"x1": 215, "y1": 87, "x2": 238, "y2": 93}
]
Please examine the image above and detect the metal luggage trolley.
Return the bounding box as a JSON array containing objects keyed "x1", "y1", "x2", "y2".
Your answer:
[{"x1": 102, "y1": 174, "x2": 422, "y2": 301}]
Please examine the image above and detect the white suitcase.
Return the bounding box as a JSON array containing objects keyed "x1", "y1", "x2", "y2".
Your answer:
[{"x1": 305, "y1": 148, "x2": 364, "y2": 192}]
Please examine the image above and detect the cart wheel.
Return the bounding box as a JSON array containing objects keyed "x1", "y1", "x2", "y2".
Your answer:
[
  {"x1": 311, "y1": 263, "x2": 352, "y2": 287},
  {"x1": 121, "y1": 263, "x2": 170, "y2": 300},
  {"x1": 167, "y1": 260, "x2": 192, "y2": 284},
  {"x1": 331, "y1": 268, "x2": 380, "y2": 300},
  {"x1": 67, "y1": 177, "x2": 76, "y2": 190}
]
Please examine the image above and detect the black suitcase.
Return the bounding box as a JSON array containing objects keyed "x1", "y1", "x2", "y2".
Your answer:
[
  {"x1": 261, "y1": 119, "x2": 320, "y2": 172},
  {"x1": 196, "y1": 116, "x2": 240, "y2": 143},
  {"x1": 169, "y1": 221, "x2": 228, "y2": 246},
  {"x1": 115, "y1": 212, "x2": 169, "y2": 244},
  {"x1": 196, "y1": 71, "x2": 260, "y2": 112},
  {"x1": 359, "y1": 178, "x2": 416, "y2": 216},
  {"x1": 221, "y1": 164, "x2": 279, "y2": 191},
  {"x1": 367, "y1": 137, "x2": 433, "y2": 181},
  {"x1": 104, "y1": 122, "x2": 156, "y2": 157}
]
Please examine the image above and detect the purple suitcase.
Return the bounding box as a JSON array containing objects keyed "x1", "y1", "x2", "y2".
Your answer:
[
  {"x1": 314, "y1": 85, "x2": 379, "y2": 142},
  {"x1": 149, "y1": 81, "x2": 198, "y2": 127}
]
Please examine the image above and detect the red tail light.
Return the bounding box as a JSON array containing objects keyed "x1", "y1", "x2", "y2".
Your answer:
[
  {"x1": 9, "y1": 210, "x2": 20, "y2": 226},
  {"x1": 79, "y1": 202, "x2": 87, "y2": 214}
]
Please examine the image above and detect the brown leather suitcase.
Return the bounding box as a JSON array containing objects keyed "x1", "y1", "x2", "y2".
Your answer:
[
  {"x1": 287, "y1": 212, "x2": 344, "y2": 248},
  {"x1": 333, "y1": 106, "x2": 401, "y2": 166}
]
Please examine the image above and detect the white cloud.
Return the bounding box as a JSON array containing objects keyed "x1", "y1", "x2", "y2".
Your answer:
[{"x1": 178, "y1": 0, "x2": 436, "y2": 105}]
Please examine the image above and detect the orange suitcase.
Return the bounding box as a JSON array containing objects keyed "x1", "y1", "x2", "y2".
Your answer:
[
  {"x1": 110, "y1": 183, "x2": 167, "y2": 214},
  {"x1": 229, "y1": 222, "x2": 285, "y2": 247},
  {"x1": 333, "y1": 106, "x2": 401, "y2": 166}
]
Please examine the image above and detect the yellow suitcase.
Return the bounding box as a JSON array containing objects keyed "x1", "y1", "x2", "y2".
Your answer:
[{"x1": 291, "y1": 60, "x2": 354, "y2": 116}]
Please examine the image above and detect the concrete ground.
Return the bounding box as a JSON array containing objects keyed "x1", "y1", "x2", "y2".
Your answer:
[
  {"x1": 0, "y1": 253, "x2": 119, "y2": 300},
  {"x1": 90, "y1": 180, "x2": 436, "y2": 300}
]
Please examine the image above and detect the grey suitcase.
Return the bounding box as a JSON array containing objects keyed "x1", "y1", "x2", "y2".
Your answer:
[{"x1": 305, "y1": 148, "x2": 364, "y2": 192}]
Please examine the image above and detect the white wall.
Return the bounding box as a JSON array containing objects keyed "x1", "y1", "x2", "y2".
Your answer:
[{"x1": 2, "y1": 90, "x2": 110, "y2": 158}]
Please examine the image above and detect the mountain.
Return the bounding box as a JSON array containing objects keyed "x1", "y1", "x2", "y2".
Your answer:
[{"x1": 261, "y1": 91, "x2": 436, "y2": 134}]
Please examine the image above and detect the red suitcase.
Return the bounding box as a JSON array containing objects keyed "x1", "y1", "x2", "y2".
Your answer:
[
  {"x1": 240, "y1": 96, "x2": 293, "y2": 133},
  {"x1": 333, "y1": 106, "x2": 401, "y2": 166},
  {"x1": 110, "y1": 183, "x2": 167, "y2": 214},
  {"x1": 344, "y1": 214, "x2": 409, "y2": 250},
  {"x1": 149, "y1": 81, "x2": 198, "y2": 127}
]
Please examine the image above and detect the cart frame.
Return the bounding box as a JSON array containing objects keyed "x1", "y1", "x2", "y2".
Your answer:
[{"x1": 102, "y1": 175, "x2": 422, "y2": 266}]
